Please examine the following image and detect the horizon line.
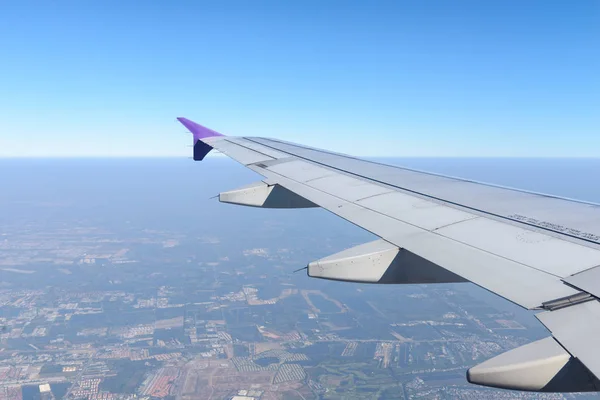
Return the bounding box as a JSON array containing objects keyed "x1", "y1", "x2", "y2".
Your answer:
[{"x1": 1, "y1": 155, "x2": 600, "y2": 160}]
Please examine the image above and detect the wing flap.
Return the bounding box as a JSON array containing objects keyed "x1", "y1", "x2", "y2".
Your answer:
[
  {"x1": 563, "y1": 266, "x2": 600, "y2": 299},
  {"x1": 537, "y1": 300, "x2": 600, "y2": 382}
]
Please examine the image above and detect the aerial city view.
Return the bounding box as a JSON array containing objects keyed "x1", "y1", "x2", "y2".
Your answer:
[
  {"x1": 1, "y1": 1, "x2": 599, "y2": 399},
  {"x1": 2, "y1": 158, "x2": 600, "y2": 400}
]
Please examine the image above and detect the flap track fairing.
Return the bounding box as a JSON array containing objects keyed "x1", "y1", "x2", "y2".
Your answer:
[
  {"x1": 307, "y1": 239, "x2": 466, "y2": 284},
  {"x1": 219, "y1": 181, "x2": 318, "y2": 209}
]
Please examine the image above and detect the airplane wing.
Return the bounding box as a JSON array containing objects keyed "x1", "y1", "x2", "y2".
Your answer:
[{"x1": 178, "y1": 117, "x2": 600, "y2": 392}]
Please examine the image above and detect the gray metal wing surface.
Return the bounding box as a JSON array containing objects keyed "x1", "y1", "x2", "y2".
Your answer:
[{"x1": 178, "y1": 117, "x2": 600, "y2": 392}]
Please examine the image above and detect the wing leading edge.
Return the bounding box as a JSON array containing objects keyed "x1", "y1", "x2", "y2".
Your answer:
[{"x1": 178, "y1": 117, "x2": 600, "y2": 392}]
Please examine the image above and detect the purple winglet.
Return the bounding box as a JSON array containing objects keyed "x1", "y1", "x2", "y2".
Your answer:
[
  {"x1": 177, "y1": 117, "x2": 224, "y2": 161},
  {"x1": 177, "y1": 117, "x2": 225, "y2": 142}
]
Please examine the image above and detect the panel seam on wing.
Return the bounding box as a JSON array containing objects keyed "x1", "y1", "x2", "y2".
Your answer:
[
  {"x1": 432, "y1": 216, "x2": 481, "y2": 231},
  {"x1": 223, "y1": 138, "x2": 277, "y2": 162},
  {"x1": 354, "y1": 190, "x2": 397, "y2": 202}
]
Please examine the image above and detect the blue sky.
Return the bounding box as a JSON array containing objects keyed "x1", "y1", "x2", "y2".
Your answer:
[{"x1": 0, "y1": 0, "x2": 598, "y2": 157}]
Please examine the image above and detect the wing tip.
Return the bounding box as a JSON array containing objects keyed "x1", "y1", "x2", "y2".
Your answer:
[{"x1": 177, "y1": 117, "x2": 225, "y2": 140}]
